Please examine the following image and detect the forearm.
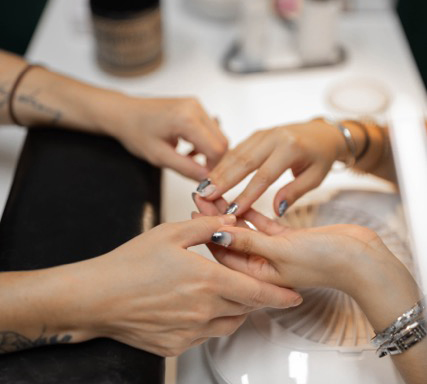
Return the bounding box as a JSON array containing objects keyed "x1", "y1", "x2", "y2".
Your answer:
[
  {"x1": 0, "y1": 50, "x2": 125, "y2": 134},
  {"x1": 0, "y1": 265, "x2": 95, "y2": 354}
]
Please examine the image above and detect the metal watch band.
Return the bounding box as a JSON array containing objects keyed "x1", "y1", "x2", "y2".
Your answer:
[
  {"x1": 372, "y1": 298, "x2": 426, "y2": 348},
  {"x1": 377, "y1": 319, "x2": 427, "y2": 358}
]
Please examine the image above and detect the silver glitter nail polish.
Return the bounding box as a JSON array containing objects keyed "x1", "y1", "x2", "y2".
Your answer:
[
  {"x1": 196, "y1": 179, "x2": 211, "y2": 193},
  {"x1": 225, "y1": 203, "x2": 238, "y2": 215},
  {"x1": 278, "y1": 200, "x2": 288, "y2": 217},
  {"x1": 211, "y1": 232, "x2": 232, "y2": 247}
]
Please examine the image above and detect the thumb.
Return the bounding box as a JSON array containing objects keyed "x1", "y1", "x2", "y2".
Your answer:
[{"x1": 175, "y1": 215, "x2": 236, "y2": 248}]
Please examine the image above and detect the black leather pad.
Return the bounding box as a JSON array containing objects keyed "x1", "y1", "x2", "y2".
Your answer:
[{"x1": 0, "y1": 128, "x2": 164, "y2": 384}]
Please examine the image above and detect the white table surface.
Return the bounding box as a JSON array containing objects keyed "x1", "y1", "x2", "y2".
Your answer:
[{"x1": 2, "y1": 0, "x2": 422, "y2": 382}]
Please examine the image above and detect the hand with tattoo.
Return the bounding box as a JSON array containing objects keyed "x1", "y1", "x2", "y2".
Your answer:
[
  {"x1": 0, "y1": 215, "x2": 300, "y2": 356},
  {"x1": 0, "y1": 50, "x2": 227, "y2": 180}
]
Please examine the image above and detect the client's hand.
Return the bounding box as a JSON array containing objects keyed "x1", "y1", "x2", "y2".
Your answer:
[
  {"x1": 193, "y1": 197, "x2": 425, "y2": 384},
  {"x1": 192, "y1": 196, "x2": 420, "y2": 333},
  {"x1": 196, "y1": 119, "x2": 356, "y2": 216}
]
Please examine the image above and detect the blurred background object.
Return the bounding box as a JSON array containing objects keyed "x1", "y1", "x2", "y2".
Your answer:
[
  {"x1": 89, "y1": 0, "x2": 163, "y2": 76},
  {"x1": 183, "y1": 0, "x2": 240, "y2": 21}
]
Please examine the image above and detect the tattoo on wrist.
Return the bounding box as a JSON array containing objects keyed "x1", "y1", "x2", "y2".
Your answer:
[
  {"x1": 0, "y1": 84, "x2": 62, "y2": 125},
  {"x1": 0, "y1": 328, "x2": 72, "y2": 354}
]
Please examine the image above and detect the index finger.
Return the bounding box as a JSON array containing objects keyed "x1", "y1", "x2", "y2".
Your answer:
[
  {"x1": 216, "y1": 263, "x2": 302, "y2": 309},
  {"x1": 180, "y1": 119, "x2": 227, "y2": 170},
  {"x1": 196, "y1": 133, "x2": 271, "y2": 199}
]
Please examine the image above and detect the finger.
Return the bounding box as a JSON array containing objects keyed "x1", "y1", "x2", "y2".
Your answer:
[
  {"x1": 242, "y1": 208, "x2": 289, "y2": 236},
  {"x1": 199, "y1": 114, "x2": 228, "y2": 154},
  {"x1": 214, "y1": 247, "x2": 281, "y2": 287},
  {"x1": 175, "y1": 215, "x2": 236, "y2": 248},
  {"x1": 199, "y1": 133, "x2": 272, "y2": 200},
  {"x1": 217, "y1": 263, "x2": 302, "y2": 309},
  {"x1": 211, "y1": 226, "x2": 281, "y2": 261},
  {"x1": 189, "y1": 337, "x2": 209, "y2": 348},
  {"x1": 180, "y1": 119, "x2": 227, "y2": 170},
  {"x1": 273, "y1": 164, "x2": 326, "y2": 215},
  {"x1": 192, "y1": 193, "x2": 222, "y2": 216},
  {"x1": 202, "y1": 315, "x2": 247, "y2": 338},
  {"x1": 193, "y1": 195, "x2": 250, "y2": 229},
  {"x1": 227, "y1": 147, "x2": 297, "y2": 215},
  {"x1": 155, "y1": 141, "x2": 209, "y2": 180}
]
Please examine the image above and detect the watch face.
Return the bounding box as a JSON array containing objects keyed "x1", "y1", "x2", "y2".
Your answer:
[{"x1": 206, "y1": 190, "x2": 410, "y2": 384}]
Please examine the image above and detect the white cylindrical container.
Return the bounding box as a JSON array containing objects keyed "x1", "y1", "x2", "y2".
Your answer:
[
  {"x1": 239, "y1": 0, "x2": 270, "y2": 69},
  {"x1": 297, "y1": 0, "x2": 341, "y2": 65}
]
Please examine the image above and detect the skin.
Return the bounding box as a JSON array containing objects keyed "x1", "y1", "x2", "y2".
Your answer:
[
  {"x1": 0, "y1": 215, "x2": 302, "y2": 356},
  {"x1": 201, "y1": 118, "x2": 396, "y2": 216},
  {"x1": 0, "y1": 50, "x2": 302, "y2": 354},
  {"x1": 193, "y1": 195, "x2": 427, "y2": 384},
  {"x1": 0, "y1": 50, "x2": 228, "y2": 180}
]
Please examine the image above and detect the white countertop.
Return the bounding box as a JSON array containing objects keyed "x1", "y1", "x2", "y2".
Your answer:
[{"x1": 1, "y1": 0, "x2": 422, "y2": 382}]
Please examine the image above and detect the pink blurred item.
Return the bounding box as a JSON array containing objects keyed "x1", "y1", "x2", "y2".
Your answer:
[{"x1": 275, "y1": 0, "x2": 301, "y2": 19}]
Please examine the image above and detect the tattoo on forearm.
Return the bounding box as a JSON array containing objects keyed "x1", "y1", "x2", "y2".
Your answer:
[
  {"x1": 0, "y1": 84, "x2": 8, "y2": 110},
  {"x1": 0, "y1": 84, "x2": 62, "y2": 125},
  {"x1": 0, "y1": 329, "x2": 72, "y2": 354}
]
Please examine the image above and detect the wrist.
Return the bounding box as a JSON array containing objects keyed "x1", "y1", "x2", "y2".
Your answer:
[
  {"x1": 0, "y1": 268, "x2": 94, "y2": 347},
  {"x1": 349, "y1": 248, "x2": 421, "y2": 332},
  {"x1": 310, "y1": 118, "x2": 348, "y2": 162}
]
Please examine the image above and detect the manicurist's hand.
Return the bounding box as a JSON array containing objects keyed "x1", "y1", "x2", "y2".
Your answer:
[
  {"x1": 0, "y1": 51, "x2": 228, "y2": 181},
  {"x1": 102, "y1": 96, "x2": 228, "y2": 180},
  {"x1": 60, "y1": 215, "x2": 301, "y2": 357},
  {"x1": 195, "y1": 119, "x2": 361, "y2": 216}
]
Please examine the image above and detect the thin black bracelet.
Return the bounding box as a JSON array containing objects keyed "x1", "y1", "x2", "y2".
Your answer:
[
  {"x1": 346, "y1": 120, "x2": 370, "y2": 162},
  {"x1": 8, "y1": 64, "x2": 44, "y2": 126}
]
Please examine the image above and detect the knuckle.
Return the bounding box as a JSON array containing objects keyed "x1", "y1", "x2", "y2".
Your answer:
[
  {"x1": 249, "y1": 289, "x2": 266, "y2": 307},
  {"x1": 253, "y1": 171, "x2": 273, "y2": 187},
  {"x1": 240, "y1": 235, "x2": 254, "y2": 256},
  {"x1": 233, "y1": 153, "x2": 256, "y2": 170}
]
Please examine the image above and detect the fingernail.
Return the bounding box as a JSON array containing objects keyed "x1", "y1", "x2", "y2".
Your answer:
[
  {"x1": 278, "y1": 200, "x2": 288, "y2": 217},
  {"x1": 191, "y1": 192, "x2": 197, "y2": 202},
  {"x1": 196, "y1": 179, "x2": 217, "y2": 197},
  {"x1": 225, "y1": 203, "x2": 238, "y2": 215},
  {"x1": 291, "y1": 296, "x2": 303, "y2": 307},
  {"x1": 211, "y1": 232, "x2": 232, "y2": 247}
]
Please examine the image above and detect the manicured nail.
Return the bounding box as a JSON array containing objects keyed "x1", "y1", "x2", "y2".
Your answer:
[
  {"x1": 196, "y1": 179, "x2": 217, "y2": 197},
  {"x1": 278, "y1": 200, "x2": 288, "y2": 217},
  {"x1": 211, "y1": 232, "x2": 232, "y2": 247},
  {"x1": 225, "y1": 203, "x2": 238, "y2": 215},
  {"x1": 291, "y1": 296, "x2": 303, "y2": 307}
]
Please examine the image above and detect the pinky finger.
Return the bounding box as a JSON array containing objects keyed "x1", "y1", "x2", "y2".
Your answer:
[
  {"x1": 155, "y1": 142, "x2": 209, "y2": 181},
  {"x1": 273, "y1": 164, "x2": 326, "y2": 216}
]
